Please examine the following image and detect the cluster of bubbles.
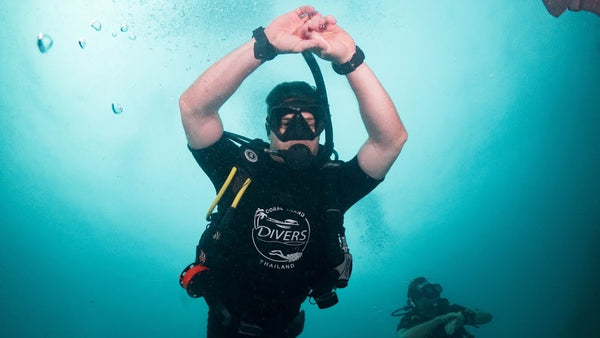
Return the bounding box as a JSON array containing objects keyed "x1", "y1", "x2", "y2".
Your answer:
[
  {"x1": 37, "y1": 18, "x2": 135, "y2": 53},
  {"x1": 84, "y1": 18, "x2": 137, "y2": 47},
  {"x1": 37, "y1": 18, "x2": 138, "y2": 114}
]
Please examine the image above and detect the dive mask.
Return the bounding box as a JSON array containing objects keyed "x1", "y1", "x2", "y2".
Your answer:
[
  {"x1": 416, "y1": 282, "x2": 443, "y2": 299},
  {"x1": 267, "y1": 103, "x2": 326, "y2": 142}
]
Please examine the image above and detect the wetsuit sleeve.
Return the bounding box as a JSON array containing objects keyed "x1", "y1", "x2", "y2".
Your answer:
[
  {"x1": 188, "y1": 136, "x2": 240, "y2": 190},
  {"x1": 338, "y1": 156, "x2": 383, "y2": 211}
]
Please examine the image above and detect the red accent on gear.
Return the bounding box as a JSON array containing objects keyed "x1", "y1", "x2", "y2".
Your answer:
[{"x1": 180, "y1": 264, "x2": 210, "y2": 289}]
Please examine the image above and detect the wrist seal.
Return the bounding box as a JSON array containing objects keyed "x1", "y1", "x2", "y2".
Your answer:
[
  {"x1": 332, "y1": 46, "x2": 365, "y2": 75},
  {"x1": 252, "y1": 26, "x2": 277, "y2": 61}
]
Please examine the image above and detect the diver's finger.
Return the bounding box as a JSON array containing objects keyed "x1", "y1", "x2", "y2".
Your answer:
[
  {"x1": 304, "y1": 15, "x2": 323, "y2": 31},
  {"x1": 297, "y1": 23, "x2": 313, "y2": 39},
  {"x1": 306, "y1": 14, "x2": 337, "y2": 31},
  {"x1": 295, "y1": 6, "x2": 322, "y2": 24},
  {"x1": 294, "y1": 5, "x2": 316, "y2": 19},
  {"x1": 322, "y1": 15, "x2": 337, "y2": 26}
]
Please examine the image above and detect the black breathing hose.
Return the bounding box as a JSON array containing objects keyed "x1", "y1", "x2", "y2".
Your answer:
[{"x1": 301, "y1": 51, "x2": 335, "y2": 162}]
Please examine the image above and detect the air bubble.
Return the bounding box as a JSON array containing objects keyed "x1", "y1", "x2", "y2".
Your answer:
[
  {"x1": 78, "y1": 38, "x2": 86, "y2": 49},
  {"x1": 120, "y1": 23, "x2": 129, "y2": 32},
  {"x1": 90, "y1": 19, "x2": 102, "y2": 31},
  {"x1": 37, "y1": 33, "x2": 53, "y2": 53},
  {"x1": 111, "y1": 102, "x2": 123, "y2": 114}
]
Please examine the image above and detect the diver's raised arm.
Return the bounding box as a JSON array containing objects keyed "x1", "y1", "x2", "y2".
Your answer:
[
  {"x1": 347, "y1": 62, "x2": 407, "y2": 180},
  {"x1": 304, "y1": 16, "x2": 407, "y2": 180},
  {"x1": 179, "y1": 5, "x2": 330, "y2": 149},
  {"x1": 179, "y1": 41, "x2": 259, "y2": 149}
]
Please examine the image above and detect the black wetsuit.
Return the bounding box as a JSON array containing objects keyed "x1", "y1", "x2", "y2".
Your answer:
[
  {"x1": 190, "y1": 135, "x2": 381, "y2": 338},
  {"x1": 397, "y1": 301, "x2": 476, "y2": 338}
]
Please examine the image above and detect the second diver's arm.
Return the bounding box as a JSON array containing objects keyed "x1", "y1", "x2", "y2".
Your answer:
[{"x1": 397, "y1": 313, "x2": 462, "y2": 338}]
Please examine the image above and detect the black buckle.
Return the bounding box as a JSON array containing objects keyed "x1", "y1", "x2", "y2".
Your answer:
[{"x1": 238, "y1": 321, "x2": 263, "y2": 336}]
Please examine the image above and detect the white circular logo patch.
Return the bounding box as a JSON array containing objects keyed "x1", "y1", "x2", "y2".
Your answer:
[{"x1": 252, "y1": 207, "x2": 310, "y2": 266}]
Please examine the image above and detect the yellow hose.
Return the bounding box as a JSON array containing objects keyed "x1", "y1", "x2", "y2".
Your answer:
[
  {"x1": 205, "y1": 167, "x2": 238, "y2": 221},
  {"x1": 232, "y1": 178, "x2": 252, "y2": 208}
]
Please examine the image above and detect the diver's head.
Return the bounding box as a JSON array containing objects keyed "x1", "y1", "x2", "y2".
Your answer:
[
  {"x1": 407, "y1": 277, "x2": 444, "y2": 317},
  {"x1": 265, "y1": 81, "x2": 328, "y2": 169}
]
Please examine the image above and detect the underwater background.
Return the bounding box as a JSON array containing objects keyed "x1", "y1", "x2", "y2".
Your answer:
[{"x1": 1, "y1": 0, "x2": 599, "y2": 337}]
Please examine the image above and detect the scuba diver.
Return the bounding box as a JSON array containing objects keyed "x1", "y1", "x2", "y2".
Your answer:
[
  {"x1": 178, "y1": 5, "x2": 407, "y2": 338},
  {"x1": 542, "y1": 0, "x2": 600, "y2": 17},
  {"x1": 393, "y1": 277, "x2": 493, "y2": 338}
]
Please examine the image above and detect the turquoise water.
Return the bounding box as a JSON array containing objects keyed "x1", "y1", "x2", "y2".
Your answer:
[{"x1": 1, "y1": 1, "x2": 599, "y2": 337}]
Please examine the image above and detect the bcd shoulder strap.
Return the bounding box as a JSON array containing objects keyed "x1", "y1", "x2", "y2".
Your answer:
[
  {"x1": 319, "y1": 161, "x2": 353, "y2": 288},
  {"x1": 194, "y1": 134, "x2": 267, "y2": 266},
  {"x1": 205, "y1": 133, "x2": 266, "y2": 222}
]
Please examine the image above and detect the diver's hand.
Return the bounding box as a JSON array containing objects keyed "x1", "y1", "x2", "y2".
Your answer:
[
  {"x1": 301, "y1": 15, "x2": 356, "y2": 64},
  {"x1": 264, "y1": 6, "x2": 328, "y2": 54},
  {"x1": 443, "y1": 312, "x2": 465, "y2": 335}
]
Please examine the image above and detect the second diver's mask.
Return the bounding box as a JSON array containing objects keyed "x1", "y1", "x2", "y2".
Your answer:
[
  {"x1": 408, "y1": 280, "x2": 446, "y2": 317},
  {"x1": 415, "y1": 282, "x2": 443, "y2": 299}
]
